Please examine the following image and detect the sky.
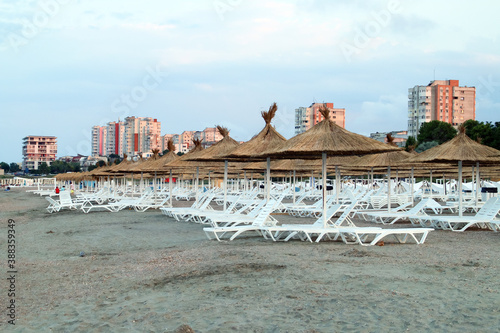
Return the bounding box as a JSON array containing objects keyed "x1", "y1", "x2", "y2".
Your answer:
[{"x1": 1, "y1": 0, "x2": 499, "y2": 163}]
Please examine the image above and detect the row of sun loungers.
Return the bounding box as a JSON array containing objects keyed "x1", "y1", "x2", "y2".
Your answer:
[{"x1": 39, "y1": 183, "x2": 500, "y2": 246}]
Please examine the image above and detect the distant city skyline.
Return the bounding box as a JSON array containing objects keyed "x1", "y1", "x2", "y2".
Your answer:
[{"x1": 1, "y1": 1, "x2": 499, "y2": 163}]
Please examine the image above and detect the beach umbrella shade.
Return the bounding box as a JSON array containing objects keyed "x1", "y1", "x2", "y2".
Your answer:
[
  {"x1": 402, "y1": 126, "x2": 500, "y2": 216},
  {"x1": 185, "y1": 125, "x2": 241, "y2": 209},
  {"x1": 258, "y1": 106, "x2": 402, "y2": 228},
  {"x1": 346, "y1": 134, "x2": 414, "y2": 209},
  {"x1": 221, "y1": 103, "x2": 287, "y2": 202}
]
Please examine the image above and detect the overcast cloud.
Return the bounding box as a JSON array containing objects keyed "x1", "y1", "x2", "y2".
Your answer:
[{"x1": 1, "y1": 0, "x2": 499, "y2": 162}]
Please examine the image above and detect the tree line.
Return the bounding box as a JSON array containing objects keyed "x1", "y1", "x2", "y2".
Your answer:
[
  {"x1": 405, "y1": 120, "x2": 500, "y2": 152},
  {"x1": 0, "y1": 160, "x2": 81, "y2": 175}
]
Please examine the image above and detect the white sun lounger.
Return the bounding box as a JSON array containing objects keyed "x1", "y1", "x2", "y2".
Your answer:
[
  {"x1": 421, "y1": 196, "x2": 500, "y2": 232},
  {"x1": 361, "y1": 198, "x2": 443, "y2": 225},
  {"x1": 338, "y1": 227, "x2": 434, "y2": 246},
  {"x1": 203, "y1": 199, "x2": 280, "y2": 241},
  {"x1": 261, "y1": 202, "x2": 363, "y2": 242}
]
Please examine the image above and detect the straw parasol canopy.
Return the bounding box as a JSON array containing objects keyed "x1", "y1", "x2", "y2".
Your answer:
[
  {"x1": 257, "y1": 106, "x2": 402, "y2": 227},
  {"x1": 259, "y1": 107, "x2": 402, "y2": 160},
  {"x1": 348, "y1": 134, "x2": 413, "y2": 170},
  {"x1": 402, "y1": 125, "x2": 500, "y2": 216},
  {"x1": 161, "y1": 138, "x2": 207, "y2": 171},
  {"x1": 132, "y1": 141, "x2": 178, "y2": 173},
  {"x1": 403, "y1": 126, "x2": 500, "y2": 166},
  {"x1": 186, "y1": 126, "x2": 240, "y2": 162},
  {"x1": 223, "y1": 103, "x2": 287, "y2": 161}
]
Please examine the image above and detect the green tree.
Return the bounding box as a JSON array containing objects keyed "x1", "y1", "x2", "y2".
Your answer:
[
  {"x1": 415, "y1": 140, "x2": 439, "y2": 153},
  {"x1": 417, "y1": 120, "x2": 457, "y2": 145},
  {"x1": 463, "y1": 119, "x2": 499, "y2": 149},
  {"x1": 96, "y1": 160, "x2": 106, "y2": 167},
  {"x1": 88, "y1": 165, "x2": 97, "y2": 172},
  {"x1": 0, "y1": 162, "x2": 10, "y2": 173},
  {"x1": 9, "y1": 163, "x2": 20, "y2": 173},
  {"x1": 404, "y1": 136, "x2": 417, "y2": 152},
  {"x1": 38, "y1": 162, "x2": 50, "y2": 174},
  {"x1": 68, "y1": 162, "x2": 81, "y2": 172},
  {"x1": 491, "y1": 122, "x2": 500, "y2": 150}
]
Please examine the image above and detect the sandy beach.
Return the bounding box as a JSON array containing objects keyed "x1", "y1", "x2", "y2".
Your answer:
[{"x1": 1, "y1": 187, "x2": 499, "y2": 332}]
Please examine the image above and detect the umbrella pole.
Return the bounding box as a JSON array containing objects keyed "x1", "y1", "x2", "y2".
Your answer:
[
  {"x1": 266, "y1": 157, "x2": 271, "y2": 203},
  {"x1": 224, "y1": 160, "x2": 228, "y2": 210},
  {"x1": 429, "y1": 170, "x2": 433, "y2": 200},
  {"x1": 140, "y1": 172, "x2": 143, "y2": 193},
  {"x1": 293, "y1": 169, "x2": 296, "y2": 205},
  {"x1": 236, "y1": 172, "x2": 240, "y2": 192},
  {"x1": 411, "y1": 166, "x2": 415, "y2": 206},
  {"x1": 244, "y1": 170, "x2": 247, "y2": 193},
  {"x1": 208, "y1": 171, "x2": 211, "y2": 190},
  {"x1": 458, "y1": 161, "x2": 463, "y2": 217},
  {"x1": 335, "y1": 166, "x2": 340, "y2": 205},
  {"x1": 471, "y1": 164, "x2": 475, "y2": 194},
  {"x1": 475, "y1": 162, "x2": 480, "y2": 206},
  {"x1": 195, "y1": 166, "x2": 199, "y2": 205},
  {"x1": 154, "y1": 171, "x2": 157, "y2": 199},
  {"x1": 443, "y1": 172, "x2": 446, "y2": 197},
  {"x1": 322, "y1": 152, "x2": 327, "y2": 228},
  {"x1": 387, "y1": 166, "x2": 391, "y2": 212},
  {"x1": 371, "y1": 167, "x2": 374, "y2": 190},
  {"x1": 169, "y1": 169, "x2": 173, "y2": 207}
]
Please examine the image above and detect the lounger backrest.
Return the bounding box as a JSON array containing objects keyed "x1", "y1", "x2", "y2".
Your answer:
[
  {"x1": 252, "y1": 200, "x2": 278, "y2": 226},
  {"x1": 476, "y1": 197, "x2": 500, "y2": 218},
  {"x1": 423, "y1": 198, "x2": 443, "y2": 211},
  {"x1": 393, "y1": 201, "x2": 412, "y2": 212},
  {"x1": 197, "y1": 191, "x2": 217, "y2": 209},
  {"x1": 311, "y1": 204, "x2": 342, "y2": 227},
  {"x1": 331, "y1": 202, "x2": 357, "y2": 227},
  {"x1": 247, "y1": 199, "x2": 267, "y2": 217},
  {"x1": 293, "y1": 191, "x2": 309, "y2": 205},
  {"x1": 45, "y1": 196, "x2": 58, "y2": 206},
  {"x1": 406, "y1": 198, "x2": 431, "y2": 214},
  {"x1": 59, "y1": 191, "x2": 73, "y2": 206}
]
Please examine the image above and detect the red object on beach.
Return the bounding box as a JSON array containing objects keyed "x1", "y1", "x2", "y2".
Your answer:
[{"x1": 55, "y1": 187, "x2": 60, "y2": 194}]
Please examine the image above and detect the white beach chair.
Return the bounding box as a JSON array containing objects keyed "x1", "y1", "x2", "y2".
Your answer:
[
  {"x1": 361, "y1": 198, "x2": 439, "y2": 225},
  {"x1": 338, "y1": 227, "x2": 434, "y2": 246},
  {"x1": 203, "y1": 199, "x2": 280, "y2": 241},
  {"x1": 45, "y1": 192, "x2": 82, "y2": 213},
  {"x1": 261, "y1": 202, "x2": 363, "y2": 242},
  {"x1": 422, "y1": 196, "x2": 500, "y2": 232}
]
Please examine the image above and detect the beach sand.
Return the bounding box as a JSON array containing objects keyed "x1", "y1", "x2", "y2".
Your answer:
[{"x1": 1, "y1": 188, "x2": 499, "y2": 332}]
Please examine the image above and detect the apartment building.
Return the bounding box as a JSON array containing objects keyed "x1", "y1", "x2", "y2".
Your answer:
[
  {"x1": 295, "y1": 102, "x2": 346, "y2": 135},
  {"x1": 22, "y1": 136, "x2": 57, "y2": 170},
  {"x1": 408, "y1": 80, "x2": 475, "y2": 137},
  {"x1": 91, "y1": 117, "x2": 161, "y2": 157}
]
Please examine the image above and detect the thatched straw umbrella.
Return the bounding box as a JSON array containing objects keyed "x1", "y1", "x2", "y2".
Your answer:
[
  {"x1": 259, "y1": 106, "x2": 401, "y2": 227},
  {"x1": 186, "y1": 125, "x2": 240, "y2": 209},
  {"x1": 402, "y1": 125, "x2": 500, "y2": 216},
  {"x1": 131, "y1": 141, "x2": 179, "y2": 200},
  {"x1": 347, "y1": 134, "x2": 414, "y2": 208},
  {"x1": 219, "y1": 103, "x2": 288, "y2": 202},
  {"x1": 159, "y1": 138, "x2": 207, "y2": 205}
]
